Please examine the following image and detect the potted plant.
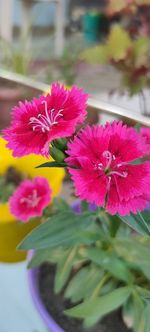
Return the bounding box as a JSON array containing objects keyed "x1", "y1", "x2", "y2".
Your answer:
[
  {"x1": 82, "y1": 24, "x2": 150, "y2": 117},
  {"x1": 3, "y1": 83, "x2": 150, "y2": 330},
  {"x1": 0, "y1": 137, "x2": 64, "y2": 263},
  {"x1": 106, "y1": 0, "x2": 150, "y2": 38},
  {"x1": 27, "y1": 204, "x2": 150, "y2": 332}
]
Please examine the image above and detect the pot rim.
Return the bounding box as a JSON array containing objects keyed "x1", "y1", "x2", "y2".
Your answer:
[
  {"x1": 27, "y1": 201, "x2": 95, "y2": 332},
  {"x1": 27, "y1": 250, "x2": 65, "y2": 332}
]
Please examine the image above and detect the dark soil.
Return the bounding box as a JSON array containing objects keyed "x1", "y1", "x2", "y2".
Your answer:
[{"x1": 39, "y1": 263, "x2": 132, "y2": 332}]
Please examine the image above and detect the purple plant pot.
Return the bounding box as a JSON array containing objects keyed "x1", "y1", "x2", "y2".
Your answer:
[
  {"x1": 27, "y1": 201, "x2": 96, "y2": 332},
  {"x1": 28, "y1": 251, "x2": 64, "y2": 332}
]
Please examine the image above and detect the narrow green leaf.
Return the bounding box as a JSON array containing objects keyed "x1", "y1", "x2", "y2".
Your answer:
[
  {"x1": 28, "y1": 249, "x2": 53, "y2": 269},
  {"x1": 138, "y1": 212, "x2": 150, "y2": 235},
  {"x1": 65, "y1": 287, "x2": 131, "y2": 327},
  {"x1": 18, "y1": 211, "x2": 96, "y2": 250},
  {"x1": 54, "y1": 247, "x2": 77, "y2": 293},
  {"x1": 65, "y1": 265, "x2": 104, "y2": 303},
  {"x1": 35, "y1": 161, "x2": 77, "y2": 169},
  {"x1": 108, "y1": 215, "x2": 121, "y2": 237},
  {"x1": 136, "y1": 286, "x2": 150, "y2": 300},
  {"x1": 36, "y1": 161, "x2": 67, "y2": 168},
  {"x1": 118, "y1": 213, "x2": 150, "y2": 236},
  {"x1": 138, "y1": 302, "x2": 150, "y2": 332},
  {"x1": 144, "y1": 303, "x2": 150, "y2": 332},
  {"x1": 27, "y1": 247, "x2": 65, "y2": 269},
  {"x1": 132, "y1": 292, "x2": 145, "y2": 332},
  {"x1": 81, "y1": 247, "x2": 133, "y2": 283},
  {"x1": 113, "y1": 238, "x2": 150, "y2": 280}
]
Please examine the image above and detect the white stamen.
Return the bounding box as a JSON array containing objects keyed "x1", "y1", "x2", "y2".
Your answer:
[
  {"x1": 93, "y1": 150, "x2": 128, "y2": 192},
  {"x1": 102, "y1": 150, "x2": 115, "y2": 170},
  {"x1": 94, "y1": 162, "x2": 103, "y2": 170},
  {"x1": 110, "y1": 170, "x2": 128, "y2": 178},
  {"x1": 29, "y1": 100, "x2": 63, "y2": 133}
]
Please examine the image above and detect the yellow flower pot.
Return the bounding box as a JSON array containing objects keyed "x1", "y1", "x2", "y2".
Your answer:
[{"x1": 0, "y1": 138, "x2": 65, "y2": 263}]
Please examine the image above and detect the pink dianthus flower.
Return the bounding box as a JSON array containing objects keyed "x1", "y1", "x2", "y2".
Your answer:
[
  {"x1": 3, "y1": 83, "x2": 88, "y2": 157},
  {"x1": 9, "y1": 177, "x2": 52, "y2": 222},
  {"x1": 66, "y1": 121, "x2": 150, "y2": 216},
  {"x1": 140, "y1": 127, "x2": 150, "y2": 154}
]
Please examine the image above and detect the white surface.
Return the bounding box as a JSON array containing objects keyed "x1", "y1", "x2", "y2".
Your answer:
[
  {"x1": 0, "y1": 0, "x2": 13, "y2": 42},
  {"x1": 0, "y1": 261, "x2": 48, "y2": 332},
  {"x1": 21, "y1": 0, "x2": 65, "y2": 56},
  {"x1": 94, "y1": 90, "x2": 150, "y2": 126}
]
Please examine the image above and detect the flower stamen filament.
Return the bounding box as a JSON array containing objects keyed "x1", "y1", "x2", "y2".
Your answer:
[{"x1": 29, "y1": 101, "x2": 63, "y2": 133}]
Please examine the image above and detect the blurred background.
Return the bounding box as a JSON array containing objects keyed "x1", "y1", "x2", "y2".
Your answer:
[
  {"x1": 0, "y1": 0, "x2": 149, "y2": 131},
  {"x1": 0, "y1": 1, "x2": 149, "y2": 332}
]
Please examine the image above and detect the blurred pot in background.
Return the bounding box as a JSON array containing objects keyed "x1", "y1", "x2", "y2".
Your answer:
[{"x1": 0, "y1": 138, "x2": 65, "y2": 263}]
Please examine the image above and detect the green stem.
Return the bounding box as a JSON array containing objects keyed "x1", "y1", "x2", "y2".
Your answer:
[{"x1": 91, "y1": 273, "x2": 111, "y2": 298}]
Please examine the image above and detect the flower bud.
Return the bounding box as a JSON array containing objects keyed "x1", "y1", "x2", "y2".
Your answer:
[
  {"x1": 50, "y1": 146, "x2": 66, "y2": 162},
  {"x1": 53, "y1": 138, "x2": 68, "y2": 151}
]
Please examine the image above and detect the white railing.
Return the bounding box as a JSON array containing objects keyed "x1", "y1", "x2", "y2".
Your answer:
[{"x1": 0, "y1": 68, "x2": 149, "y2": 127}]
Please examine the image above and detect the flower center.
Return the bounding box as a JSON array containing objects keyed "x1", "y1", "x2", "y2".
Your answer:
[
  {"x1": 20, "y1": 189, "x2": 41, "y2": 208},
  {"x1": 29, "y1": 100, "x2": 63, "y2": 133},
  {"x1": 94, "y1": 150, "x2": 128, "y2": 190}
]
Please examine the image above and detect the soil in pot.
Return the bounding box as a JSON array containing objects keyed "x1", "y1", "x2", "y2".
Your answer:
[{"x1": 39, "y1": 263, "x2": 132, "y2": 332}]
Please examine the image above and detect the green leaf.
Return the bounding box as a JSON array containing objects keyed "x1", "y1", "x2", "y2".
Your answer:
[
  {"x1": 118, "y1": 212, "x2": 150, "y2": 236},
  {"x1": 144, "y1": 303, "x2": 150, "y2": 332},
  {"x1": 122, "y1": 298, "x2": 134, "y2": 330},
  {"x1": 108, "y1": 215, "x2": 121, "y2": 237},
  {"x1": 36, "y1": 161, "x2": 67, "y2": 168},
  {"x1": 36, "y1": 161, "x2": 78, "y2": 169},
  {"x1": 132, "y1": 292, "x2": 145, "y2": 332},
  {"x1": 65, "y1": 287, "x2": 131, "y2": 327},
  {"x1": 18, "y1": 210, "x2": 96, "y2": 250},
  {"x1": 138, "y1": 211, "x2": 150, "y2": 235},
  {"x1": 54, "y1": 247, "x2": 77, "y2": 293},
  {"x1": 113, "y1": 238, "x2": 150, "y2": 280},
  {"x1": 65, "y1": 265, "x2": 104, "y2": 303},
  {"x1": 81, "y1": 247, "x2": 133, "y2": 283},
  {"x1": 136, "y1": 286, "x2": 150, "y2": 300},
  {"x1": 138, "y1": 302, "x2": 150, "y2": 332},
  {"x1": 107, "y1": 25, "x2": 132, "y2": 61},
  {"x1": 28, "y1": 247, "x2": 68, "y2": 269},
  {"x1": 28, "y1": 249, "x2": 54, "y2": 269}
]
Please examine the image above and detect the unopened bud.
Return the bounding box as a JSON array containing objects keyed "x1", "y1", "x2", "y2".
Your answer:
[
  {"x1": 53, "y1": 138, "x2": 68, "y2": 151},
  {"x1": 50, "y1": 146, "x2": 66, "y2": 162}
]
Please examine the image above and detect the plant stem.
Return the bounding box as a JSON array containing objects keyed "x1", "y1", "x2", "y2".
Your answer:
[
  {"x1": 139, "y1": 90, "x2": 149, "y2": 116},
  {"x1": 91, "y1": 273, "x2": 111, "y2": 298}
]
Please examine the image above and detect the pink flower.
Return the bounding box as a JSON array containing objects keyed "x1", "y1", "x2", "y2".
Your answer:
[
  {"x1": 66, "y1": 121, "x2": 150, "y2": 216},
  {"x1": 9, "y1": 177, "x2": 52, "y2": 222},
  {"x1": 140, "y1": 127, "x2": 150, "y2": 154},
  {"x1": 3, "y1": 83, "x2": 88, "y2": 157}
]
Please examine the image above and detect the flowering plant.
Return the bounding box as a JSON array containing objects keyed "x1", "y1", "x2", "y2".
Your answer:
[
  {"x1": 83, "y1": 25, "x2": 150, "y2": 97},
  {"x1": 3, "y1": 83, "x2": 150, "y2": 330}
]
